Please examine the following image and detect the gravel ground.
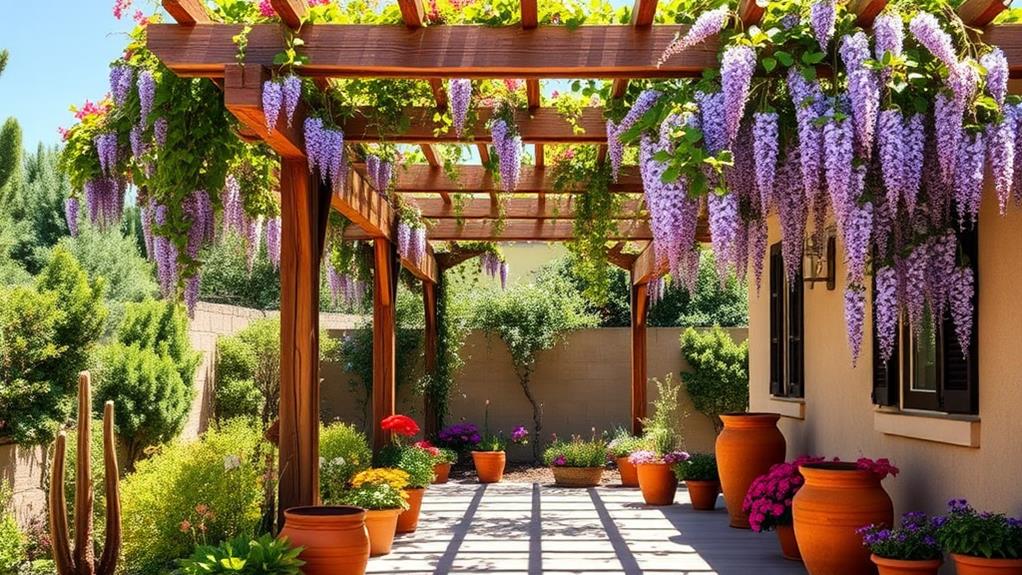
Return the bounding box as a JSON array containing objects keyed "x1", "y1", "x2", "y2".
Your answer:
[{"x1": 446, "y1": 463, "x2": 624, "y2": 485}]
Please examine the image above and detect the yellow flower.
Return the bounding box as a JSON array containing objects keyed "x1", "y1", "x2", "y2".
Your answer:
[{"x1": 351, "y1": 468, "x2": 410, "y2": 491}]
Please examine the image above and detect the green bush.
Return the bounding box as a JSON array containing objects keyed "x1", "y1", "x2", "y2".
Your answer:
[
  {"x1": 0, "y1": 481, "x2": 26, "y2": 575},
  {"x1": 680, "y1": 327, "x2": 749, "y2": 433},
  {"x1": 117, "y1": 298, "x2": 201, "y2": 385},
  {"x1": 396, "y1": 446, "x2": 435, "y2": 489},
  {"x1": 177, "y1": 533, "x2": 304, "y2": 575},
  {"x1": 319, "y1": 422, "x2": 372, "y2": 503},
  {"x1": 119, "y1": 420, "x2": 267, "y2": 575},
  {"x1": 44, "y1": 224, "x2": 156, "y2": 304},
  {"x1": 542, "y1": 436, "x2": 608, "y2": 468},
  {"x1": 641, "y1": 374, "x2": 685, "y2": 455},
  {"x1": 674, "y1": 453, "x2": 718, "y2": 481},
  {"x1": 0, "y1": 247, "x2": 106, "y2": 444},
  {"x1": 606, "y1": 428, "x2": 645, "y2": 458},
  {"x1": 94, "y1": 343, "x2": 194, "y2": 465}
]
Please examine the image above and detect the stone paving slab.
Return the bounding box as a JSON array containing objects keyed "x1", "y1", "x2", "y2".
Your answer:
[{"x1": 366, "y1": 482, "x2": 807, "y2": 574}]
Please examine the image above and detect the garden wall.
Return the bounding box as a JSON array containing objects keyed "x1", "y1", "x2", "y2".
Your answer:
[{"x1": 0, "y1": 440, "x2": 47, "y2": 525}]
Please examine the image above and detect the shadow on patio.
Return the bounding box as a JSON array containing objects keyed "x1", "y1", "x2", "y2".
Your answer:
[{"x1": 366, "y1": 482, "x2": 806, "y2": 574}]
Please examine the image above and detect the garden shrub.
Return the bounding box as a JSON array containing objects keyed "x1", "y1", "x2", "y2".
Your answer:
[
  {"x1": 0, "y1": 247, "x2": 106, "y2": 444},
  {"x1": 93, "y1": 343, "x2": 194, "y2": 465},
  {"x1": 319, "y1": 422, "x2": 372, "y2": 502},
  {"x1": 214, "y1": 336, "x2": 261, "y2": 422},
  {"x1": 0, "y1": 481, "x2": 26, "y2": 575},
  {"x1": 117, "y1": 298, "x2": 201, "y2": 385},
  {"x1": 177, "y1": 533, "x2": 304, "y2": 575},
  {"x1": 679, "y1": 327, "x2": 749, "y2": 433},
  {"x1": 119, "y1": 420, "x2": 267, "y2": 575},
  {"x1": 42, "y1": 224, "x2": 156, "y2": 305}
]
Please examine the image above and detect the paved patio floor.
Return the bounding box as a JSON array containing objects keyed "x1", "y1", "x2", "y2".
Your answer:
[{"x1": 367, "y1": 482, "x2": 808, "y2": 574}]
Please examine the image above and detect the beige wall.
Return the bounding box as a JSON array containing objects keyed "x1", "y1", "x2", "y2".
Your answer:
[
  {"x1": 321, "y1": 327, "x2": 743, "y2": 462},
  {"x1": 749, "y1": 183, "x2": 1022, "y2": 518},
  {"x1": 0, "y1": 441, "x2": 46, "y2": 526}
]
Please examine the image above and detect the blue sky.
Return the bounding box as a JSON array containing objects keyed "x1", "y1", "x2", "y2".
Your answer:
[{"x1": 0, "y1": 4, "x2": 137, "y2": 149}]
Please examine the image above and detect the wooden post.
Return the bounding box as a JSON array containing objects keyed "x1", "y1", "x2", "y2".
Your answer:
[
  {"x1": 277, "y1": 158, "x2": 329, "y2": 526},
  {"x1": 631, "y1": 282, "x2": 649, "y2": 436},
  {"x1": 372, "y1": 238, "x2": 398, "y2": 451},
  {"x1": 423, "y1": 278, "x2": 440, "y2": 438}
]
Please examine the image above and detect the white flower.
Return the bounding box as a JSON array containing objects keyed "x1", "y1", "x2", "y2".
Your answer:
[
  {"x1": 223, "y1": 455, "x2": 241, "y2": 471},
  {"x1": 319, "y1": 457, "x2": 326, "y2": 468},
  {"x1": 332, "y1": 457, "x2": 346, "y2": 467}
]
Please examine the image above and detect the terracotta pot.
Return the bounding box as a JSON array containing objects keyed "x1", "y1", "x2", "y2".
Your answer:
[
  {"x1": 551, "y1": 466, "x2": 604, "y2": 487},
  {"x1": 716, "y1": 413, "x2": 786, "y2": 529},
  {"x1": 872, "y1": 555, "x2": 943, "y2": 575},
  {"x1": 364, "y1": 508, "x2": 402, "y2": 557},
  {"x1": 776, "y1": 524, "x2": 802, "y2": 562},
  {"x1": 396, "y1": 487, "x2": 425, "y2": 534},
  {"x1": 950, "y1": 554, "x2": 1022, "y2": 575},
  {"x1": 685, "y1": 480, "x2": 720, "y2": 511},
  {"x1": 433, "y1": 462, "x2": 452, "y2": 484},
  {"x1": 617, "y1": 456, "x2": 639, "y2": 487},
  {"x1": 471, "y1": 451, "x2": 506, "y2": 483},
  {"x1": 636, "y1": 462, "x2": 678, "y2": 506},
  {"x1": 793, "y1": 462, "x2": 894, "y2": 575},
  {"x1": 278, "y1": 506, "x2": 369, "y2": 575}
]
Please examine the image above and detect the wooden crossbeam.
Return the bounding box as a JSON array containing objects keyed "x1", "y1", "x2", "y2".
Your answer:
[
  {"x1": 607, "y1": 242, "x2": 638, "y2": 270},
  {"x1": 223, "y1": 64, "x2": 306, "y2": 159},
  {"x1": 147, "y1": 23, "x2": 718, "y2": 79},
  {"x1": 401, "y1": 243, "x2": 438, "y2": 283},
  {"x1": 604, "y1": 0, "x2": 659, "y2": 162},
  {"x1": 631, "y1": 241, "x2": 664, "y2": 285},
  {"x1": 270, "y1": 0, "x2": 309, "y2": 29},
  {"x1": 346, "y1": 219, "x2": 653, "y2": 240},
  {"x1": 418, "y1": 145, "x2": 451, "y2": 203},
  {"x1": 848, "y1": 0, "x2": 887, "y2": 27},
  {"x1": 737, "y1": 0, "x2": 767, "y2": 26},
  {"x1": 958, "y1": 0, "x2": 1009, "y2": 27},
  {"x1": 412, "y1": 196, "x2": 644, "y2": 219},
  {"x1": 361, "y1": 164, "x2": 643, "y2": 193},
  {"x1": 331, "y1": 170, "x2": 394, "y2": 240},
  {"x1": 429, "y1": 79, "x2": 448, "y2": 109},
  {"x1": 343, "y1": 106, "x2": 605, "y2": 143},
  {"x1": 398, "y1": 0, "x2": 426, "y2": 27},
  {"x1": 162, "y1": 0, "x2": 211, "y2": 24}
]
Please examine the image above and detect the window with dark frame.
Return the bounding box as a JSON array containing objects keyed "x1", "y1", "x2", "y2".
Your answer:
[
  {"x1": 872, "y1": 228, "x2": 979, "y2": 415},
  {"x1": 769, "y1": 242, "x2": 804, "y2": 399}
]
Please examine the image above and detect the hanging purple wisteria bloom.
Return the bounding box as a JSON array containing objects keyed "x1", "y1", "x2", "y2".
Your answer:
[
  {"x1": 183, "y1": 190, "x2": 214, "y2": 261},
  {"x1": 981, "y1": 48, "x2": 1008, "y2": 107},
  {"x1": 776, "y1": 146, "x2": 807, "y2": 283},
  {"x1": 265, "y1": 216, "x2": 281, "y2": 270},
  {"x1": 874, "y1": 265, "x2": 898, "y2": 364},
  {"x1": 877, "y1": 109, "x2": 904, "y2": 208},
  {"x1": 843, "y1": 201, "x2": 873, "y2": 285},
  {"x1": 874, "y1": 11, "x2": 903, "y2": 82},
  {"x1": 608, "y1": 90, "x2": 661, "y2": 182},
  {"x1": 154, "y1": 118, "x2": 168, "y2": 147},
  {"x1": 262, "y1": 80, "x2": 283, "y2": 131},
  {"x1": 84, "y1": 178, "x2": 124, "y2": 227},
  {"x1": 988, "y1": 117, "x2": 1015, "y2": 215},
  {"x1": 606, "y1": 120, "x2": 624, "y2": 182},
  {"x1": 95, "y1": 133, "x2": 119, "y2": 177},
  {"x1": 810, "y1": 0, "x2": 837, "y2": 52},
  {"x1": 414, "y1": 227, "x2": 427, "y2": 264},
  {"x1": 153, "y1": 205, "x2": 179, "y2": 297},
  {"x1": 950, "y1": 266, "x2": 974, "y2": 354},
  {"x1": 129, "y1": 124, "x2": 146, "y2": 160},
  {"x1": 499, "y1": 261, "x2": 509, "y2": 291},
  {"x1": 490, "y1": 118, "x2": 522, "y2": 192},
  {"x1": 822, "y1": 111, "x2": 854, "y2": 228},
  {"x1": 905, "y1": 243, "x2": 928, "y2": 336},
  {"x1": 658, "y1": 7, "x2": 729, "y2": 68},
  {"x1": 185, "y1": 276, "x2": 200, "y2": 318},
  {"x1": 840, "y1": 32, "x2": 871, "y2": 73},
  {"x1": 282, "y1": 75, "x2": 302, "y2": 128},
  {"x1": 376, "y1": 158, "x2": 392, "y2": 194},
  {"x1": 955, "y1": 131, "x2": 985, "y2": 229},
  {"x1": 707, "y1": 192, "x2": 739, "y2": 283},
  {"x1": 928, "y1": 231, "x2": 957, "y2": 320},
  {"x1": 1013, "y1": 102, "x2": 1022, "y2": 207},
  {"x1": 752, "y1": 112, "x2": 779, "y2": 215},
  {"x1": 221, "y1": 175, "x2": 245, "y2": 236},
  {"x1": 787, "y1": 68, "x2": 825, "y2": 200},
  {"x1": 909, "y1": 12, "x2": 959, "y2": 68},
  {"x1": 140, "y1": 199, "x2": 155, "y2": 260},
  {"x1": 244, "y1": 215, "x2": 263, "y2": 275},
  {"x1": 64, "y1": 198, "x2": 79, "y2": 237},
  {"x1": 934, "y1": 93, "x2": 962, "y2": 183},
  {"x1": 902, "y1": 114, "x2": 926, "y2": 214},
  {"x1": 397, "y1": 222, "x2": 411, "y2": 260},
  {"x1": 748, "y1": 217, "x2": 768, "y2": 295},
  {"x1": 110, "y1": 65, "x2": 134, "y2": 107},
  {"x1": 844, "y1": 284, "x2": 866, "y2": 367},
  {"x1": 847, "y1": 70, "x2": 880, "y2": 159},
  {"x1": 448, "y1": 79, "x2": 472, "y2": 137},
  {"x1": 721, "y1": 45, "x2": 756, "y2": 144},
  {"x1": 137, "y1": 70, "x2": 156, "y2": 124}
]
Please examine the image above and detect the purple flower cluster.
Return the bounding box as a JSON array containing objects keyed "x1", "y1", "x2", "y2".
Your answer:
[
  {"x1": 183, "y1": 189, "x2": 214, "y2": 260},
  {"x1": 708, "y1": 191, "x2": 739, "y2": 284},
  {"x1": 905, "y1": 243, "x2": 928, "y2": 336},
  {"x1": 262, "y1": 80, "x2": 283, "y2": 131},
  {"x1": 909, "y1": 12, "x2": 958, "y2": 68},
  {"x1": 874, "y1": 266, "x2": 898, "y2": 365},
  {"x1": 648, "y1": 275, "x2": 667, "y2": 305},
  {"x1": 325, "y1": 260, "x2": 365, "y2": 309},
  {"x1": 448, "y1": 79, "x2": 472, "y2": 137},
  {"x1": 787, "y1": 68, "x2": 825, "y2": 200},
  {"x1": 981, "y1": 48, "x2": 1008, "y2": 107},
  {"x1": 858, "y1": 512, "x2": 943, "y2": 561},
  {"x1": 840, "y1": 32, "x2": 871, "y2": 73},
  {"x1": 822, "y1": 111, "x2": 854, "y2": 228},
  {"x1": 84, "y1": 178, "x2": 124, "y2": 228},
  {"x1": 776, "y1": 146, "x2": 807, "y2": 284},
  {"x1": 934, "y1": 93, "x2": 963, "y2": 183},
  {"x1": 874, "y1": 11, "x2": 903, "y2": 82},
  {"x1": 927, "y1": 231, "x2": 957, "y2": 320},
  {"x1": 110, "y1": 65, "x2": 134, "y2": 107},
  {"x1": 153, "y1": 205, "x2": 179, "y2": 298},
  {"x1": 748, "y1": 217, "x2": 768, "y2": 294},
  {"x1": 244, "y1": 214, "x2": 263, "y2": 275},
  {"x1": 397, "y1": 221, "x2": 428, "y2": 265},
  {"x1": 951, "y1": 266, "x2": 974, "y2": 354},
  {"x1": 657, "y1": 7, "x2": 729, "y2": 68},
  {"x1": 847, "y1": 69, "x2": 880, "y2": 158},
  {"x1": 129, "y1": 124, "x2": 145, "y2": 160},
  {"x1": 64, "y1": 197, "x2": 79, "y2": 237},
  {"x1": 902, "y1": 114, "x2": 925, "y2": 213},
  {"x1": 988, "y1": 116, "x2": 1016, "y2": 215},
  {"x1": 607, "y1": 89, "x2": 661, "y2": 183},
  {"x1": 511, "y1": 425, "x2": 529, "y2": 444},
  {"x1": 154, "y1": 118, "x2": 168, "y2": 147},
  {"x1": 303, "y1": 117, "x2": 346, "y2": 191},
  {"x1": 221, "y1": 175, "x2": 245, "y2": 236},
  {"x1": 490, "y1": 118, "x2": 522, "y2": 192},
  {"x1": 94, "y1": 133, "x2": 119, "y2": 177},
  {"x1": 810, "y1": 0, "x2": 837, "y2": 52},
  {"x1": 282, "y1": 75, "x2": 302, "y2": 128},
  {"x1": 955, "y1": 131, "x2": 985, "y2": 229},
  {"x1": 721, "y1": 45, "x2": 756, "y2": 144},
  {"x1": 1014, "y1": 103, "x2": 1022, "y2": 207},
  {"x1": 438, "y1": 422, "x2": 482, "y2": 451},
  {"x1": 137, "y1": 70, "x2": 155, "y2": 124},
  {"x1": 844, "y1": 284, "x2": 866, "y2": 366},
  {"x1": 365, "y1": 154, "x2": 392, "y2": 195},
  {"x1": 877, "y1": 109, "x2": 904, "y2": 207},
  {"x1": 265, "y1": 216, "x2": 281, "y2": 270},
  {"x1": 843, "y1": 200, "x2": 873, "y2": 285},
  {"x1": 752, "y1": 112, "x2": 778, "y2": 214}
]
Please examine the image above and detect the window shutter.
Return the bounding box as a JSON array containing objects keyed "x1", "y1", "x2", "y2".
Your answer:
[
  {"x1": 871, "y1": 321, "x2": 900, "y2": 406},
  {"x1": 787, "y1": 258, "x2": 805, "y2": 398},
  {"x1": 769, "y1": 243, "x2": 785, "y2": 397},
  {"x1": 941, "y1": 227, "x2": 979, "y2": 414}
]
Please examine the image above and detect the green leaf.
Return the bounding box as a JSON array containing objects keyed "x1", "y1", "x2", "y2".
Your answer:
[
  {"x1": 775, "y1": 51, "x2": 794, "y2": 67},
  {"x1": 801, "y1": 51, "x2": 826, "y2": 65},
  {"x1": 762, "y1": 57, "x2": 777, "y2": 73}
]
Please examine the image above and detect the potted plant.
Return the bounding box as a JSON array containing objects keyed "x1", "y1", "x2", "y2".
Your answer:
[
  {"x1": 674, "y1": 453, "x2": 720, "y2": 511},
  {"x1": 437, "y1": 421, "x2": 482, "y2": 458},
  {"x1": 543, "y1": 432, "x2": 608, "y2": 487},
  {"x1": 416, "y1": 440, "x2": 457, "y2": 484},
  {"x1": 716, "y1": 412, "x2": 786, "y2": 528},
  {"x1": 340, "y1": 468, "x2": 410, "y2": 557},
  {"x1": 278, "y1": 506, "x2": 369, "y2": 574},
  {"x1": 793, "y1": 458, "x2": 898, "y2": 575},
  {"x1": 936, "y1": 499, "x2": 1022, "y2": 574},
  {"x1": 375, "y1": 415, "x2": 435, "y2": 535},
  {"x1": 859, "y1": 512, "x2": 944, "y2": 575},
  {"x1": 743, "y1": 456, "x2": 823, "y2": 561},
  {"x1": 628, "y1": 447, "x2": 689, "y2": 506},
  {"x1": 630, "y1": 376, "x2": 689, "y2": 506},
  {"x1": 470, "y1": 401, "x2": 526, "y2": 484},
  {"x1": 606, "y1": 428, "x2": 644, "y2": 487}
]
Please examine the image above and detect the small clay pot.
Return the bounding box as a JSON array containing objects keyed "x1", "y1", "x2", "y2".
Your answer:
[
  {"x1": 433, "y1": 462, "x2": 452, "y2": 484},
  {"x1": 471, "y1": 451, "x2": 506, "y2": 484},
  {"x1": 364, "y1": 508, "x2": 402, "y2": 557},
  {"x1": 617, "y1": 456, "x2": 639, "y2": 487},
  {"x1": 950, "y1": 553, "x2": 1022, "y2": 575},
  {"x1": 396, "y1": 487, "x2": 425, "y2": 534},
  {"x1": 636, "y1": 462, "x2": 678, "y2": 506},
  {"x1": 872, "y1": 554, "x2": 942, "y2": 575},
  {"x1": 278, "y1": 506, "x2": 369, "y2": 575},
  {"x1": 685, "y1": 480, "x2": 720, "y2": 511}
]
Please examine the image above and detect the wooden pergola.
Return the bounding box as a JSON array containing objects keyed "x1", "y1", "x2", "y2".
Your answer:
[{"x1": 152, "y1": 0, "x2": 1016, "y2": 521}]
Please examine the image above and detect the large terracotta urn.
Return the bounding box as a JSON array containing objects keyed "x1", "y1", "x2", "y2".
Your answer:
[
  {"x1": 793, "y1": 462, "x2": 894, "y2": 575},
  {"x1": 617, "y1": 456, "x2": 639, "y2": 487},
  {"x1": 636, "y1": 462, "x2": 678, "y2": 506},
  {"x1": 471, "y1": 451, "x2": 506, "y2": 483},
  {"x1": 396, "y1": 487, "x2": 425, "y2": 533},
  {"x1": 716, "y1": 413, "x2": 786, "y2": 528},
  {"x1": 950, "y1": 554, "x2": 1022, "y2": 575},
  {"x1": 278, "y1": 506, "x2": 369, "y2": 575}
]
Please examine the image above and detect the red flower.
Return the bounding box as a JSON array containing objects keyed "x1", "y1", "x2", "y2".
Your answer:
[
  {"x1": 414, "y1": 440, "x2": 440, "y2": 457},
  {"x1": 381, "y1": 414, "x2": 420, "y2": 437}
]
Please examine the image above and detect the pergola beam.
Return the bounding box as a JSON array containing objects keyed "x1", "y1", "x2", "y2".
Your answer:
[
  {"x1": 369, "y1": 164, "x2": 643, "y2": 193},
  {"x1": 146, "y1": 23, "x2": 719, "y2": 79},
  {"x1": 270, "y1": 0, "x2": 309, "y2": 29},
  {"x1": 958, "y1": 0, "x2": 1009, "y2": 27},
  {"x1": 162, "y1": 0, "x2": 211, "y2": 24},
  {"x1": 412, "y1": 196, "x2": 644, "y2": 219},
  {"x1": 223, "y1": 64, "x2": 306, "y2": 159},
  {"x1": 631, "y1": 241, "x2": 665, "y2": 285},
  {"x1": 346, "y1": 219, "x2": 653, "y2": 241}
]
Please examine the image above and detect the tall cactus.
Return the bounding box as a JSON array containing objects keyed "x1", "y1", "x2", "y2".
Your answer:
[{"x1": 49, "y1": 372, "x2": 121, "y2": 575}]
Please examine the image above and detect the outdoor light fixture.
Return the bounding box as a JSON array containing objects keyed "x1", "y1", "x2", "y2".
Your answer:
[{"x1": 803, "y1": 228, "x2": 836, "y2": 291}]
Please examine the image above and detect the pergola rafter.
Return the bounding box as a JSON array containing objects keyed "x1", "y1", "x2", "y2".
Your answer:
[{"x1": 149, "y1": 0, "x2": 1012, "y2": 522}]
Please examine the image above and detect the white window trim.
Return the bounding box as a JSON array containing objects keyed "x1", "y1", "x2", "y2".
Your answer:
[{"x1": 873, "y1": 408, "x2": 980, "y2": 448}]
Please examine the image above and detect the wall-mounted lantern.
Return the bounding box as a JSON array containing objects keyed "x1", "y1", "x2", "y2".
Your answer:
[{"x1": 804, "y1": 229, "x2": 836, "y2": 290}]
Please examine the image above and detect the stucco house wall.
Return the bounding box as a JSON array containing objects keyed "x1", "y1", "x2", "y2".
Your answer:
[{"x1": 748, "y1": 182, "x2": 1022, "y2": 517}]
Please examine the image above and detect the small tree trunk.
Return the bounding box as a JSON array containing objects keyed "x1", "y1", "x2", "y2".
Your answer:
[{"x1": 516, "y1": 373, "x2": 543, "y2": 462}]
